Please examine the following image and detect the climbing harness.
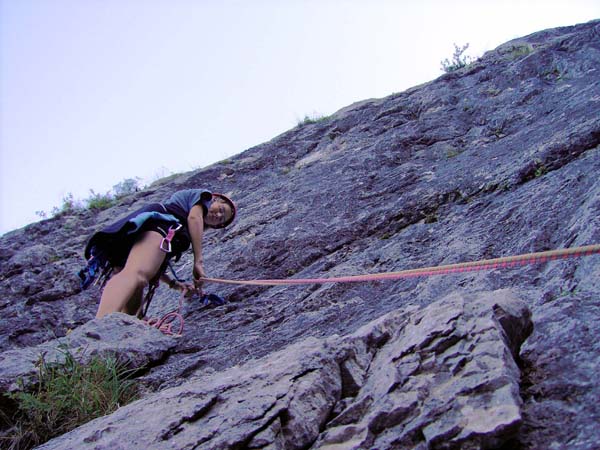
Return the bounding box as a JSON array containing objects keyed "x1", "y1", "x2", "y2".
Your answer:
[
  {"x1": 168, "y1": 260, "x2": 185, "y2": 281},
  {"x1": 139, "y1": 275, "x2": 161, "y2": 319},
  {"x1": 198, "y1": 244, "x2": 600, "y2": 287}
]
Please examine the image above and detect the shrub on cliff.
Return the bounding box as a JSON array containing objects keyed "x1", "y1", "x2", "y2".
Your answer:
[
  {"x1": 1, "y1": 347, "x2": 138, "y2": 450},
  {"x1": 441, "y1": 43, "x2": 475, "y2": 72},
  {"x1": 35, "y1": 177, "x2": 142, "y2": 219}
]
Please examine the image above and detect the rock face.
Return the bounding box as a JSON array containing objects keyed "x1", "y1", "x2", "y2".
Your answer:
[
  {"x1": 0, "y1": 313, "x2": 176, "y2": 394},
  {"x1": 1, "y1": 19, "x2": 600, "y2": 449},
  {"x1": 36, "y1": 290, "x2": 531, "y2": 450}
]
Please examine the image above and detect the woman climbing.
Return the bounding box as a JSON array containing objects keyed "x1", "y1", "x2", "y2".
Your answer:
[{"x1": 80, "y1": 189, "x2": 236, "y2": 318}]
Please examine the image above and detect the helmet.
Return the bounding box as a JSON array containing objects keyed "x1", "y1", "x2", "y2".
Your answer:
[{"x1": 211, "y1": 192, "x2": 237, "y2": 228}]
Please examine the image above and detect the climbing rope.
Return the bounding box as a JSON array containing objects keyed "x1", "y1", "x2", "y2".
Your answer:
[
  {"x1": 141, "y1": 244, "x2": 599, "y2": 335},
  {"x1": 143, "y1": 291, "x2": 185, "y2": 336},
  {"x1": 142, "y1": 290, "x2": 225, "y2": 336},
  {"x1": 199, "y1": 244, "x2": 600, "y2": 287}
]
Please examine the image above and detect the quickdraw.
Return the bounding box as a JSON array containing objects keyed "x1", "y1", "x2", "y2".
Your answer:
[{"x1": 159, "y1": 223, "x2": 183, "y2": 253}]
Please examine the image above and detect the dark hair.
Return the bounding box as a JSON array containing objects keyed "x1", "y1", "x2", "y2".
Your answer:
[{"x1": 211, "y1": 193, "x2": 237, "y2": 228}]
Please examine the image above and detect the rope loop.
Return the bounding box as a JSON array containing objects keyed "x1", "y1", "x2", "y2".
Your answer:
[{"x1": 143, "y1": 292, "x2": 185, "y2": 336}]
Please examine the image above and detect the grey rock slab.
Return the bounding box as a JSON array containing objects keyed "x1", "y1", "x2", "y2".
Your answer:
[
  {"x1": 38, "y1": 289, "x2": 531, "y2": 450},
  {"x1": 38, "y1": 336, "x2": 342, "y2": 450},
  {"x1": 315, "y1": 289, "x2": 531, "y2": 449},
  {"x1": 0, "y1": 313, "x2": 177, "y2": 394}
]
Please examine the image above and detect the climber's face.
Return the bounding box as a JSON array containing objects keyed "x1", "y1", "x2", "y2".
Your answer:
[{"x1": 205, "y1": 199, "x2": 233, "y2": 228}]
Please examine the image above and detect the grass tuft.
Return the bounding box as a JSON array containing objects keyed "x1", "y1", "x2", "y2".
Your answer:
[
  {"x1": 297, "y1": 113, "x2": 330, "y2": 126},
  {"x1": 1, "y1": 345, "x2": 138, "y2": 449}
]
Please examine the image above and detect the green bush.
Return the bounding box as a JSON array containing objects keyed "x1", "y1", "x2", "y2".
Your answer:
[
  {"x1": 52, "y1": 193, "x2": 84, "y2": 216},
  {"x1": 85, "y1": 190, "x2": 116, "y2": 211},
  {"x1": 440, "y1": 43, "x2": 474, "y2": 73},
  {"x1": 297, "y1": 113, "x2": 330, "y2": 126},
  {"x1": 36, "y1": 177, "x2": 142, "y2": 219},
  {"x1": 1, "y1": 346, "x2": 138, "y2": 449}
]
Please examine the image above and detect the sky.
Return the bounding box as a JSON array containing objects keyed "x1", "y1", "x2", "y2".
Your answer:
[{"x1": 1, "y1": 1, "x2": 599, "y2": 235}]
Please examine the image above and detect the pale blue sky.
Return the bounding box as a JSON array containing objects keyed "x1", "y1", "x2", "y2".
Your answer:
[{"x1": 1, "y1": 1, "x2": 599, "y2": 235}]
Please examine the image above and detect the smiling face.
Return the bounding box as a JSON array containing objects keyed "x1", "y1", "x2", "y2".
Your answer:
[{"x1": 205, "y1": 198, "x2": 233, "y2": 228}]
